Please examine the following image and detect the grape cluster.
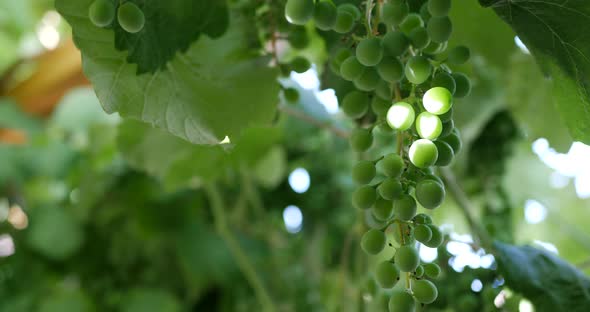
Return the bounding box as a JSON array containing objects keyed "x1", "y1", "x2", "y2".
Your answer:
[
  {"x1": 285, "y1": 0, "x2": 472, "y2": 310},
  {"x1": 89, "y1": 0, "x2": 145, "y2": 33}
]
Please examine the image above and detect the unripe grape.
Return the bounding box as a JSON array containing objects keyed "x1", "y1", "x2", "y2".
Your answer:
[
  {"x1": 283, "y1": 87, "x2": 299, "y2": 103},
  {"x1": 399, "y1": 13, "x2": 424, "y2": 34},
  {"x1": 448, "y1": 45, "x2": 471, "y2": 65},
  {"x1": 431, "y1": 72, "x2": 456, "y2": 95},
  {"x1": 452, "y1": 72, "x2": 471, "y2": 98},
  {"x1": 439, "y1": 107, "x2": 453, "y2": 122},
  {"x1": 354, "y1": 67, "x2": 381, "y2": 91},
  {"x1": 361, "y1": 229, "x2": 386, "y2": 255},
  {"x1": 353, "y1": 185, "x2": 377, "y2": 210},
  {"x1": 409, "y1": 139, "x2": 438, "y2": 168},
  {"x1": 290, "y1": 56, "x2": 311, "y2": 73},
  {"x1": 387, "y1": 102, "x2": 415, "y2": 130},
  {"x1": 366, "y1": 209, "x2": 388, "y2": 229},
  {"x1": 414, "y1": 224, "x2": 433, "y2": 242},
  {"x1": 415, "y1": 265, "x2": 424, "y2": 277},
  {"x1": 373, "y1": 196, "x2": 394, "y2": 221},
  {"x1": 394, "y1": 245, "x2": 419, "y2": 272},
  {"x1": 285, "y1": 0, "x2": 315, "y2": 25},
  {"x1": 415, "y1": 179, "x2": 445, "y2": 209},
  {"x1": 381, "y1": 1, "x2": 409, "y2": 26},
  {"x1": 379, "y1": 153, "x2": 404, "y2": 178},
  {"x1": 350, "y1": 128, "x2": 373, "y2": 152},
  {"x1": 356, "y1": 37, "x2": 383, "y2": 66},
  {"x1": 383, "y1": 31, "x2": 409, "y2": 57},
  {"x1": 416, "y1": 112, "x2": 442, "y2": 140},
  {"x1": 440, "y1": 119, "x2": 454, "y2": 137},
  {"x1": 393, "y1": 194, "x2": 417, "y2": 221},
  {"x1": 434, "y1": 140, "x2": 454, "y2": 166},
  {"x1": 413, "y1": 213, "x2": 432, "y2": 224},
  {"x1": 427, "y1": 16, "x2": 452, "y2": 43},
  {"x1": 389, "y1": 290, "x2": 416, "y2": 312},
  {"x1": 375, "y1": 81, "x2": 393, "y2": 101},
  {"x1": 117, "y1": 2, "x2": 145, "y2": 33},
  {"x1": 441, "y1": 129, "x2": 462, "y2": 154},
  {"x1": 288, "y1": 27, "x2": 310, "y2": 49},
  {"x1": 338, "y1": 3, "x2": 361, "y2": 20},
  {"x1": 408, "y1": 27, "x2": 430, "y2": 50},
  {"x1": 330, "y1": 48, "x2": 352, "y2": 74},
  {"x1": 313, "y1": 1, "x2": 337, "y2": 30},
  {"x1": 89, "y1": 0, "x2": 115, "y2": 27},
  {"x1": 420, "y1": 3, "x2": 432, "y2": 23},
  {"x1": 405, "y1": 56, "x2": 432, "y2": 84},
  {"x1": 342, "y1": 91, "x2": 370, "y2": 118},
  {"x1": 428, "y1": 0, "x2": 451, "y2": 17},
  {"x1": 340, "y1": 56, "x2": 365, "y2": 81},
  {"x1": 372, "y1": 96, "x2": 391, "y2": 117},
  {"x1": 423, "y1": 87, "x2": 452, "y2": 115},
  {"x1": 364, "y1": 277, "x2": 379, "y2": 296},
  {"x1": 375, "y1": 261, "x2": 400, "y2": 288},
  {"x1": 423, "y1": 40, "x2": 446, "y2": 54},
  {"x1": 423, "y1": 263, "x2": 441, "y2": 278},
  {"x1": 412, "y1": 279, "x2": 438, "y2": 304},
  {"x1": 378, "y1": 178, "x2": 403, "y2": 200},
  {"x1": 333, "y1": 9, "x2": 355, "y2": 33},
  {"x1": 423, "y1": 224, "x2": 443, "y2": 247},
  {"x1": 353, "y1": 160, "x2": 376, "y2": 184},
  {"x1": 377, "y1": 58, "x2": 404, "y2": 83}
]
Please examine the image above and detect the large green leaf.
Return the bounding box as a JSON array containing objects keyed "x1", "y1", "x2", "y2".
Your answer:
[
  {"x1": 493, "y1": 241, "x2": 590, "y2": 312},
  {"x1": 480, "y1": 0, "x2": 590, "y2": 144},
  {"x1": 56, "y1": 0, "x2": 279, "y2": 145}
]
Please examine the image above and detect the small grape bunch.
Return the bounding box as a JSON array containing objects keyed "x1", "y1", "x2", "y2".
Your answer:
[
  {"x1": 284, "y1": 0, "x2": 471, "y2": 311},
  {"x1": 89, "y1": 0, "x2": 145, "y2": 33}
]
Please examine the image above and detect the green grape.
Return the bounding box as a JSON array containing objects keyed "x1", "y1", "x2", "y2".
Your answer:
[
  {"x1": 117, "y1": 2, "x2": 145, "y2": 33},
  {"x1": 439, "y1": 107, "x2": 453, "y2": 122},
  {"x1": 288, "y1": 27, "x2": 310, "y2": 49},
  {"x1": 420, "y1": 3, "x2": 432, "y2": 23},
  {"x1": 434, "y1": 140, "x2": 454, "y2": 166},
  {"x1": 338, "y1": 3, "x2": 361, "y2": 20},
  {"x1": 408, "y1": 27, "x2": 430, "y2": 50},
  {"x1": 378, "y1": 178, "x2": 403, "y2": 200},
  {"x1": 412, "y1": 279, "x2": 438, "y2": 304},
  {"x1": 421, "y1": 173, "x2": 443, "y2": 186},
  {"x1": 394, "y1": 245, "x2": 419, "y2": 272},
  {"x1": 422, "y1": 40, "x2": 446, "y2": 54},
  {"x1": 415, "y1": 265, "x2": 424, "y2": 277},
  {"x1": 405, "y1": 56, "x2": 432, "y2": 84},
  {"x1": 399, "y1": 13, "x2": 423, "y2": 34},
  {"x1": 427, "y1": 16, "x2": 452, "y2": 43},
  {"x1": 350, "y1": 128, "x2": 373, "y2": 152},
  {"x1": 283, "y1": 87, "x2": 299, "y2": 103},
  {"x1": 353, "y1": 185, "x2": 377, "y2": 210},
  {"x1": 448, "y1": 45, "x2": 471, "y2": 65},
  {"x1": 89, "y1": 0, "x2": 115, "y2": 27},
  {"x1": 342, "y1": 91, "x2": 370, "y2": 118},
  {"x1": 285, "y1": 0, "x2": 315, "y2": 25},
  {"x1": 452, "y1": 72, "x2": 471, "y2": 98},
  {"x1": 387, "y1": 102, "x2": 415, "y2": 130},
  {"x1": 340, "y1": 56, "x2": 365, "y2": 81},
  {"x1": 414, "y1": 224, "x2": 433, "y2": 242},
  {"x1": 389, "y1": 290, "x2": 416, "y2": 312},
  {"x1": 393, "y1": 194, "x2": 417, "y2": 221},
  {"x1": 439, "y1": 119, "x2": 454, "y2": 137},
  {"x1": 313, "y1": 1, "x2": 337, "y2": 30},
  {"x1": 372, "y1": 96, "x2": 391, "y2": 117},
  {"x1": 415, "y1": 179, "x2": 445, "y2": 209},
  {"x1": 375, "y1": 80, "x2": 393, "y2": 101},
  {"x1": 409, "y1": 139, "x2": 438, "y2": 168},
  {"x1": 356, "y1": 37, "x2": 383, "y2": 66},
  {"x1": 392, "y1": 222, "x2": 415, "y2": 246},
  {"x1": 423, "y1": 263, "x2": 441, "y2": 278},
  {"x1": 379, "y1": 153, "x2": 404, "y2": 178},
  {"x1": 361, "y1": 229, "x2": 386, "y2": 255},
  {"x1": 354, "y1": 67, "x2": 381, "y2": 91},
  {"x1": 330, "y1": 48, "x2": 352, "y2": 74},
  {"x1": 423, "y1": 224, "x2": 443, "y2": 248},
  {"x1": 375, "y1": 261, "x2": 400, "y2": 288},
  {"x1": 423, "y1": 87, "x2": 452, "y2": 115},
  {"x1": 413, "y1": 213, "x2": 432, "y2": 224},
  {"x1": 441, "y1": 128, "x2": 462, "y2": 154},
  {"x1": 416, "y1": 112, "x2": 442, "y2": 140},
  {"x1": 290, "y1": 56, "x2": 311, "y2": 73},
  {"x1": 366, "y1": 209, "x2": 388, "y2": 229},
  {"x1": 376, "y1": 122, "x2": 395, "y2": 135},
  {"x1": 383, "y1": 31, "x2": 409, "y2": 57},
  {"x1": 373, "y1": 196, "x2": 395, "y2": 221},
  {"x1": 381, "y1": 1, "x2": 409, "y2": 26},
  {"x1": 333, "y1": 9, "x2": 355, "y2": 33},
  {"x1": 431, "y1": 72, "x2": 456, "y2": 95},
  {"x1": 364, "y1": 277, "x2": 379, "y2": 296},
  {"x1": 353, "y1": 160, "x2": 376, "y2": 184},
  {"x1": 377, "y1": 58, "x2": 404, "y2": 83},
  {"x1": 428, "y1": 0, "x2": 451, "y2": 17}
]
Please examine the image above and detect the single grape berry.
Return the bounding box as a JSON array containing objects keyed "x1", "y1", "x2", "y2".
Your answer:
[
  {"x1": 313, "y1": 1, "x2": 337, "y2": 31},
  {"x1": 423, "y1": 40, "x2": 447, "y2": 54},
  {"x1": 377, "y1": 57, "x2": 404, "y2": 83},
  {"x1": 420, "y1": 3, "x2": 432, "y2": 22},
  {"x1": 434, "y1": 140, "x2": 454, "y2": 166},
  {"x1": 340, "y1": 56, "x2": 365, "y2": 81},
  {"x1": 117, "y1": 2, "x2": 145, "y2": 33},
  {"x1": 405, "y1": 56, "x2": 432, "y2": 84},
  {"x1": 290, "y1": 56, "x2": 311, "y2": 73},
  {"x1": 427, "y1": 16, "x2": 452, "y2": 43},
  {"x1": 375, "y1": 261, "x2": 400, "y2": 288},
  {"x1": 89, "y1": 0, "x2": 116, "y2": 27},
  {"x1": 409, "y1": 139, "x2": 438, "y2": 168},
  {"x1": 330, "y1": 48, "x2": 352, "y2": 74},
  {"x1": 394, "y1": 245, "x2": 419, "y2": 272},
  {"x1": 353, "y1": 160, "x2": 376, "y2": 184},
  {"x1": 393, "y1": 194, "x2": 417, "y2": 221},
  {"x1": 399, "y1": 13, "x2": 424, "y2": 34},
  {"x1": 416, "y1": 112, "x2": 443, "y2": 140},
  {"x1": 283, "y1": 88, "x2": 299, "y2": 103},
  {"x1": 389, "y1": 290, "x2": 416, "y2": 312},
  {"x1": 350, "y1": 128, "x2": 373, "y2": 152},
  {"x1": 439, "y1": 107, "x2": 453, "y2": 122},
  {"x1": 428, "y1": 0, "x2": 451, "y2": 17},
  {"x1": 285, "y1": 0, "x2": 315, "y2": 25},
  {"x1": 372, "y1": 196, "x2": 394, "y2": 221},
  {"x1": 338, "y1": 3, "x2": 361, "y2": 20},
  {"x1": 423, "y1": 263, "x2": 441, "y2": 278},
  {"x1": 415, "y1": 179, "x2": 445, "y2": 209},
  {"x1": 441, "y1": 128, "x2": 462, "y2": 154},
  {"x1": 414, "y1": 224, "x2": 433, "y2": 242},
  {"x1": 383, "y1": 31, "x2": 409, "y2": 57},
  {"x1": 288, "y1": 27, "x2": 310, "y2": 49},
  {"x1": 431, "y1": 72, "x2": 456, "y2": 95},
  {"x1": 414, "y1": 213, "x2": 433, "y2": 224},
  {"x1": 423, "y1": 87, "x2": 453, "y2": 115},
  {"x1": 356, "y1": 37, "x2": 383, "y2": 66},
  {"x1": 412, "y1": 279, "x2": 438, "y2": 304},
  {"x1": 364, "y1": 277, "x2": 379, "y2": 296},
  {"x1": 378, "y1": 178, "x2": 403, "y2": 201},
  {"x1": 379, "y1": 153, "x2": 404, "y2": 178},
  {"x1": 354, "y1": 67, "x2": 381, "y2": 91},
  {"x1": 381, "y1": 1, "x2": 409, "y2": 26},
  {"x1": 387, "y1": 102, "x2": 415, "y2": 130},
  {"x1": 353, "y1": 185, "x2": 377, "y2": 210},
  {"x1": 361, "y1": 229, "x2": 386, "y2": 255},
  {"x1": 448, "y1": 45, "x2": 471, "y2": 65},
  {"x1": 440, "y1": 119, "x2": 454, "y2": 137},
  {"x1": 376, "y1": 81, "x2": 393, "y2": 101},
  {"x1": 342, "y1": 91, "x2": 370, "y2": 118},
  {"x1": 372, "y1": 96, "x2": 391, "y2": 117},
  {"x1": 409, "y1": 27, "x2": 431, "y2": 50},
  {"x1": 452, "y1": 72, "x2": 472, "y2": 98},
  {"x1": 423, "y1": 224, "x2": 443, "y2": 248},
  {"x1": 415, "y1": 265, "x2": 424, "y2": 277},
  {"x1": 333, "y1": 9, "x2": 355, "y2": 33}
]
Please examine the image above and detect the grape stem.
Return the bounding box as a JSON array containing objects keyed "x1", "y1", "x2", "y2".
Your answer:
[
  {"x1": 365, "y1": 0, "x2": 375, "y2": 35},
  {"x1": 278, "y1": 104, "x2": 350, "y2": 138}
]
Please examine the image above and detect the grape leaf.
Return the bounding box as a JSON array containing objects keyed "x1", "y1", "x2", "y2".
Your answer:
[
  {"x1": 479, "y1": 0, "x2": 590, "y2": 144},
  {"x1": 56, "y1": 0, "x2": 279, "y2": 145},
  {"x1": 493, "y1": 241, "x2": 590, "y2": 312}
]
